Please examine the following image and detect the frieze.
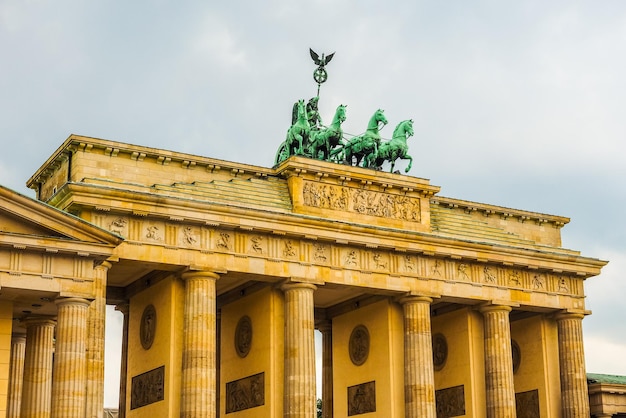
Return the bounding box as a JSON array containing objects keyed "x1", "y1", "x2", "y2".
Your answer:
[
  {"x1": 347, "y1": 381, "x2": 376, "y2": 416},
  {"x1": 302, "y1": 180, "x2": 421, "y2": 222},
  {"x1": 226, "y1": 372, "x2": 265, "y2": 413},
  {"x1": 130, "y1": 366, "x2": 164, "y2": 410},
  {"x1": 435, "y1": 385, "x2": 465, "y2": 418}
]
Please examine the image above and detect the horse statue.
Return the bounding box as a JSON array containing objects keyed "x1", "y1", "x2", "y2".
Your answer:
[
  {"x1": 334, "y1": 109, "x2": 388, "y2": 167},
  {"x1": 370, "y1": 119, "x2": 414, "y2": 173},
  {"x1": 309, "y1": 104, "x2": 347, "y2": 161},
  {"x1": 285, "y1": 99, "x2": 310, "y2": 157}
]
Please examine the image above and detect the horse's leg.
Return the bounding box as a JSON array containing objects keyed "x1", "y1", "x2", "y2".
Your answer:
[{"x1": 404, "y1": 155, "x2": 413, "y2": 173}]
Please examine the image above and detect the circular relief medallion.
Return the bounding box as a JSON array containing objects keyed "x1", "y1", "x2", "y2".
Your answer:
[
  {"x1": 140, "y1": 304, "x2": 157, "y2": 350},
  {"x1": 349, "y1": 325, "x2": 370, "y2": 366},
  {"x1": 235, "y1": 315, "x2": 253, "y2": 358},
  {"x1": 511, "y1": 339, "x2": 522, "y2": 374},
  {"x1": 432, "y1": 333, "x2": 448, "y2": 371}
]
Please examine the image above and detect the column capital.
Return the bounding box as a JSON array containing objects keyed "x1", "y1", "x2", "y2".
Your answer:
[
  {"x1": 115, "y1": 302, "x2": 129, "y2": 315},
  {"x1": 181, "y1": 270, "x2": 220, "y2": 281},
  {"x1": 21, "y1": 316, "x2": 56, "y2": 328},
  {"x1": 95, "y1": 260, "x2": 113, "y2": 271},
  {"x1": 478, "y1": 303, "x2": 513, "y2": 315},
  {"x1": 399, "y1": 295, "x2": 433, "y2": 305},
  {"x1": 280, "y1": 282, "x2": 317, "y2": 292},
  {"x1": 11, "y1": 334, "x2": 26, "y2": 344},
  {"x1": 554, "y1": 311, "x2": 586, "y2": 322},
  {"x1": 316, "y1": 319, "x2": 332, "y2": 334},
  {"x1": 55, "y1": 297, "x2": 91, "y2": 308}
]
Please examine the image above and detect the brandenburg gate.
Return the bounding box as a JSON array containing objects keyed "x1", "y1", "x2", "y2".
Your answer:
[{"x1": 0, "y1": 133, "x2": 606, "y2": 417}]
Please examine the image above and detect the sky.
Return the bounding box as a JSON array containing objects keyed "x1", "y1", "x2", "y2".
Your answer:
[{"x1": 1, "y1": 0, "x2": 625, "y2": 408}]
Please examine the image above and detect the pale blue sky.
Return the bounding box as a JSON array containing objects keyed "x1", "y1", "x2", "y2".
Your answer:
[{"x1": 1, "y1": 0, "x2": 625, "y2": 407}]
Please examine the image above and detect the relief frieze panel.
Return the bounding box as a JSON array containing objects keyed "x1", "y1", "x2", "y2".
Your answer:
[{"x1": 302, "y1": 180, "x2": 421, "y2": 222}]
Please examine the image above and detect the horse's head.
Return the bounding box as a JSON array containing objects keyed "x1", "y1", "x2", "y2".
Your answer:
[
  {"x1": 392, "y1": 119, "x2": 414, "y2": 140},
  {"x1": 375, "y1": 109, "x2": 388, "y2": 126},
  {"x1": 296, "y1": 99, "x2": 306, "y2": 118},
  {"x1": 336, "y1": 104, "x2": 347, "y2": 123}
]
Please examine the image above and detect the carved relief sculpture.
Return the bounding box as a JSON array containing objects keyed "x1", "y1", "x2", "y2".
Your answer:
[
  {"x1": 225, "y1": 372, "x2": 265, "y2": 413},
  {"x1": 435, "y1": 385, "x2": 465, "y2": 418},
  {"x1": 235, "y1": 315, "x2": 252, "y2": 358},
  {"x1": 348, "y1": 381, "x2": 376, "y2": 416},
  {"x1": 140, "y1": 304, "x2": 157, "y2": 350},
  {"x1": 130, "y1": 366, "x2": 164, "y2": 410},
  {"x1": 432, "y1": 333, "x2": 448, "y2": 371},
  {"x1": 511, "y1": 339, "x2": 521, "y2": 374},
  {"x1": 349, "y1": 325, "x2": 370, "y2": 366},
  {"x1": 216, "y1": 232, "x2": 231, "y2": 250},
  {"x1": 302, "y1": 181, "x2": 421, "y2": 222}
]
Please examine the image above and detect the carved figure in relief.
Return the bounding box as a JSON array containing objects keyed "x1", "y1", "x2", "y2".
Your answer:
[
  {"x1": 345, "y1": 250, "x2": 358, "y2": 267},
  {"x1": 457, "y1": 263, "x2": 470, "y2": 280},
  {"x1": 484, "y1": 266, "x2": 497, "y2": 283},
  {"x1": 532, "y1": 273, "x2": 545, "y2": 289},
  {"x1": 404, "y1": 255, "x2": 415, "y2": 272},
  {"x1": 558, "y1": 277, "x2": 569, "y2": 292},
  {"x1": 283, "y1": 240, "x2": 296, "y2": 257},
  {"x1": 228, "y1": 381, "x2": 249, "y2": 412},
  {"x1": 250, "y1": 236, "x2": 263, "y2": 253},
  {"x1": 217, "y1": 232, "x2": 231, "y2": 250},
  {"x1": 432, "y1": 260, "x2": 442, "y2": 276},
  {"x1": 509, "y1": 271, "x2": 521, "y2": 286},
  {"x1": 109, "y1": 218, "x2": 127, "y2": 235},
  {"x1": 183, "y1": 227, "x2": 198, "y2": 245},
  {"x1": 313, "y1": 244, "x2": 327, "y2": 262},
  {"x1": 146, "y1": 226, "x2": 162, "y2": 241},
  {"x1": 373, "y1": 253, "x2": 387, "y2": 269}
]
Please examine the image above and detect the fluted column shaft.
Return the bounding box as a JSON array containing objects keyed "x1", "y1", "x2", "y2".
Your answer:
[
  {"x1": 480, "y1": 305, "x2": 516, "y2": 418},
  {"x1": 180, "y1": 271, "x2": 219, "y2": 418},
  {"x1": 51, "y1": 297, "x2": 91, "y2": 418},
  {"x1": 282, "y1": 283, "x2": 317, "y2": 418},
  {"x1": 7, "y1": 335, "x2": 26, "y2": 418},
  {"x1": 401, "y1": 296, "x2": 436, "y2": 418},
  {"x1": 21, "y1": 318, "x2": 56, "y2": 418},
  {"x1": 556, "y1": 313, "x2": 590, "y2": 418},
  {"x1": 116, "y1": 303, "x2": 129, "y2": 418},
  {"x1": 86, "y1": 261, "x2": 111, "y2": 418},
  {"x1": 317, "y1": 320, "x2": 333, "y2": 418}
]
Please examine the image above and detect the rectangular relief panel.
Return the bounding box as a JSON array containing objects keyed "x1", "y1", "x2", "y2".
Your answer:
[
  {"x1": 515, "y1": 389, "x2": 540, "y2": 418},
  {"x1": 347, "y1": 381, "x2": 376, "y2": 416},
  {"x1": 225, "y1": 372, "x2": 265, "y2": 413},
  {"x1": 435, "y1": 384, "x2": 465, "y2": 418},
  {"x1": 130, "y1": 365, "x2": 165, "y2": 410}
]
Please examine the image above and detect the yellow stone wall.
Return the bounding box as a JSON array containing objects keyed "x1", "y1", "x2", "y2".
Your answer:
[
  {"x1": 0, "y1": 301, "x2": 13, "y2": 416},
  {"x1": 220, "y1": 287, "x2": 284, "y2": 417},
  {"x1": 127, "y1": 276, "x2": 184, "y2": 417},
  {"x1": 332, "y1": 299, "x2": 404, "y2": 417},
  {"x1": 511, "y1": 315, "x2": 561, "y2": 416},
  {"x1": 432, "y1": 307, "x2": 486, "y2": 417}
]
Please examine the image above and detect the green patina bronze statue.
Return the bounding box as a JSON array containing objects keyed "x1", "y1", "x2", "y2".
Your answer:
[
  {"x1": 369, "y1": 119, "x2": 414, "y2": 173},
  {"x1": 274, "y1": 48, "x2": 415, "y2": 174},
  {"x1": 333, "y1": 109, "x2": 388, "y2": 168}
]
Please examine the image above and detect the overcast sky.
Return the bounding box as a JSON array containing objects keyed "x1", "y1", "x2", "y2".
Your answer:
[{"x1": 1, "y1": 0, "x2": 625, "y2": 408}]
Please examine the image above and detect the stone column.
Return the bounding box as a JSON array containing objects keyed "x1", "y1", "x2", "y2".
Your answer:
[
  {"x1": 21, "y1": 317, "x2": 56, "y2": 418},
  {"x1": 479, "y1": 304, "x2": 516, "y2": 418},
  {"x1": 51, "y1": 297, "x2": 91, "y2": 418},
  {"x1": 401, "y1": 296, "x2": 436, "y2": 418},
  {"x1": 86, "y1": 261, "x2": 111, "y2": 418},
  {"x1": 317, "y1": 320, "x2": 333, "y2": 418},
  {"x1": 7, "y1": 334, "x2": 26, "y2": 418},
  {"x1": 282, "y1": 283, "x2": 317, "y2": 418},
  {"x1": 556, "y1": 312, "x2": 590, "y2": 418},
  {"x1": 116, "y1": 303, "x2": 130, "y2": 418},
  {"x1": 180, "y1": 271, "x2": 220, "y2": 418}
]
